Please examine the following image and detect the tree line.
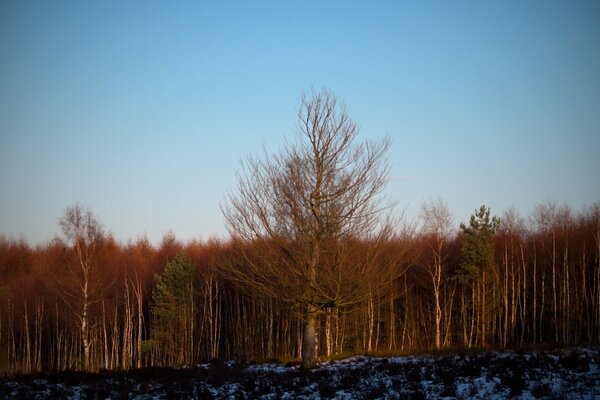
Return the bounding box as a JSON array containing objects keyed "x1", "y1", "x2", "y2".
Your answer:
[
  {"x1": 1, "y1": 201, "x2": 598, "y2": 374},
  {"x1": 1, "y1": 89, "x2": 599, "y2": 373}
]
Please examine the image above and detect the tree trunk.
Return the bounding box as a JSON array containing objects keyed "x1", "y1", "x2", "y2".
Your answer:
[
  {"x1": 520, "y1": 244, "x2": 527, "y2": 346},
  {"x1": 325, "y1": 309, "x2": 332, "y2": 357},
  {"x1": 388, "y1": 292, "x2": 396, "y2": 351},
  {"x1": 82, "y1": 275, "x2": 90, "y2": 371},
  {"x1": 24, "y1": 301, "x2": 31, "y2": 373},
  {"x1": 367, "y1": 291, "x2": 374, "y2": 352},
  {"x1": 533, "y1": 244, "x2": 539, "y2": 342},
  {"x1": 133, "y1": 275, "x2": 143, "y2": 368},
  {"x1": 434, "y1": 281, "x2": 441, "y2": 350},
  {"x1": 552, "y1": 230, "x2": 558, "y2": 343},
  {"x1": 301, "y1": 304, "x2": 318, "y2": 369},
  {"x1": 481, "y1": 268, "x2": 487, "y2": 347}
]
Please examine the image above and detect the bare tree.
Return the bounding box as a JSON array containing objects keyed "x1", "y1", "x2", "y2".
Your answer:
[
  {"x1": 420, "y1": 198, "x2": 454, "y2": 349},
  {"x1": 222, "y1": 89, "x2": 397, "y2": 368},
  {"x1": 59, "y1": 203, "x2": 104, "y2": 370}
]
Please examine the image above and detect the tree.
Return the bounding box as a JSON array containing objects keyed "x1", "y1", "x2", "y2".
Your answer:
[
  {"x1": 222, "y1": 89, "x2": 396, "y2": 368},
  {"x1": 59, "y1": 203, "x2": 104, "y2": 370},
  {"x1": 420, "y1": 199, "x2": 454, "y2": 349},
  {"x1": 148, "y1": 252, "x2": 196, "y2": 366},
  {"x1": 459, "y1": 205, "x2": 499, "y2": 347}
]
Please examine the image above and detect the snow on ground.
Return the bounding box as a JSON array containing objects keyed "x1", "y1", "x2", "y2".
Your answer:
[{"x1": 1, "y1": 347, "x2": 599, "y2": 399}]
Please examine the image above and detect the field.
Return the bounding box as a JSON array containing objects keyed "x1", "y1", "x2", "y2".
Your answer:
[{"x1": 1, "y1": 347, "x2": 599, "y2": 399}]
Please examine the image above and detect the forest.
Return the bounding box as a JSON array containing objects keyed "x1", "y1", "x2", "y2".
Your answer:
[
  {"x1": 1, "y1": 90, "x2": 599, "y2": 374},
  {"x1": 1, "y1": 200, "x2": 599, "y2": 375}
]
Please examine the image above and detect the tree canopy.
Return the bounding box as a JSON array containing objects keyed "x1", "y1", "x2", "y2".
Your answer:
[{"x1": 222, "y1": 88, "x2": 397, "y2": 368}]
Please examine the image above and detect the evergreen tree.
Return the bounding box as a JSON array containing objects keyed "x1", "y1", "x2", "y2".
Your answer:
[
  {"x1": 459, "y1": 205, "x2": 499, "y2": 346},
  {"x1": 460, "y1": 206, "x2": 500, "y2": 274},
  {"x1": 149, "y1": 252, "x2": 196, "y2": 365}
]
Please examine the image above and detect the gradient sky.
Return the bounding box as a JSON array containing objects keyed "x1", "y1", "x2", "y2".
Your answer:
[{"x1": 1, "y1": 1, "x2": 599, "y2": 245}]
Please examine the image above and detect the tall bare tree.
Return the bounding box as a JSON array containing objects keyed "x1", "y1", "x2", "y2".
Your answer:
[
  {"x1": 420, "y1": 199, "x2": 454, "y2": 349},
  {"x1": 222, "y1": 89, "x2": 396, "y2": 368},
  {"x1": 59, "y1": 203, "x2": 104, "y2": 371}
]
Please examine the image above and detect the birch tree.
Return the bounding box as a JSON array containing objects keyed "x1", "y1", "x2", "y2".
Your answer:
[
  {"x1": 59, "y1": 203, "x2": 104, "y2": 371},
  {"x1": 420, "y1": 199, "x2": 453, "y2": 349}
]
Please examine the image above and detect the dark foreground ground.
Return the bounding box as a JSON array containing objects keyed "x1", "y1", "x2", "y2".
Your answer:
[{"x1": 1, "y1": 347, "x2": 599, "y2": 399}]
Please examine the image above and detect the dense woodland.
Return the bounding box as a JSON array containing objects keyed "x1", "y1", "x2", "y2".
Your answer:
[{"x1": 1, "y1": 201, "x2": 599, "y2": 374}]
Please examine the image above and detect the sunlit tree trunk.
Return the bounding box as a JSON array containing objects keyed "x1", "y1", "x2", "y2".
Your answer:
[
  {"x1": 101, "y1": 298, "x2": 109, "y2": 369},
  {"x1": 563, "y1": 245, "x2": 570, "y2": 344},
  {"x1": 442, "y1": 285, "x2": 456, "y2": 348},
  {"x1": 460, "y1": 288, "x2": 468, "y2": 347},
  {"x1": 366, "y1": 291, "x2": 375, "y2": 353},
  {"x1": 552, "y1": 229, "x2": 559, "y2": 343},
  {"x1": 123, "y1": 283, "x2": 133, "y2": 368},
  {"x1": 324, "y1": 309, "x2": 332, "y2": 357},
  {"x1": 388, "y1": 292, "x2": 396, "y2": 351},
  {"x1": 502, "y1": 244, "x2": 509, "y2": 347},
  {"x1": 34, "y1": 300, "x2": 43, "y2": 372},
  {"x1": 531, "y1": 244, "x2": 537, "y2": 342},
  {"x1": 540, "y1": 262, "x2": 546, "y2": 343},
  {"x1": 302, "y1": 304, "x2": 318, "y2": 367},
  {"x1": 596, "y1": 229, "x2": 600, "y2": 343},
  {"x1": 131, "y1": 274, "x2": 144, "y2": 368},
  {"x1": 481, "y1": 269, "x2": 487, "y2": 347},
  {"x1": 520, "y1": 244, "x2": 527, "y2": 346},
  {"x1": 511, "y1": 242, "x2": 517, "y2": 345},
  {"x1": 23, "y1": 300, "x2": 31, "y2": 373},
  {"x1": 375, "y1": 295, "x2": 381, "y2": 351}
]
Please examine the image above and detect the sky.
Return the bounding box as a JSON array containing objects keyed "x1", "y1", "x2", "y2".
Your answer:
[{"x1": 1, "y1": 1, "x2": 599, "y2": 245}]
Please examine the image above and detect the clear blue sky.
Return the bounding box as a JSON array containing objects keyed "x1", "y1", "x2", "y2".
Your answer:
[{"x1": 1, "y1": 1, "x2": 599, "y2": 245}]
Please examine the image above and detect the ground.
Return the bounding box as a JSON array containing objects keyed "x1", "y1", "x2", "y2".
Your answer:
[{"x1": 1, "y1": 347, "x2": 599, "y2": 399}]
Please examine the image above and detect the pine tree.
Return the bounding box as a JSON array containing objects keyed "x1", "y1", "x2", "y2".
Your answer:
[
  {"x1": 149, "y1": 252, "x2": 196, "y2": 365},
  {"x1": 459, "y1": 205, "x2": 500, "y2": 347}
]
